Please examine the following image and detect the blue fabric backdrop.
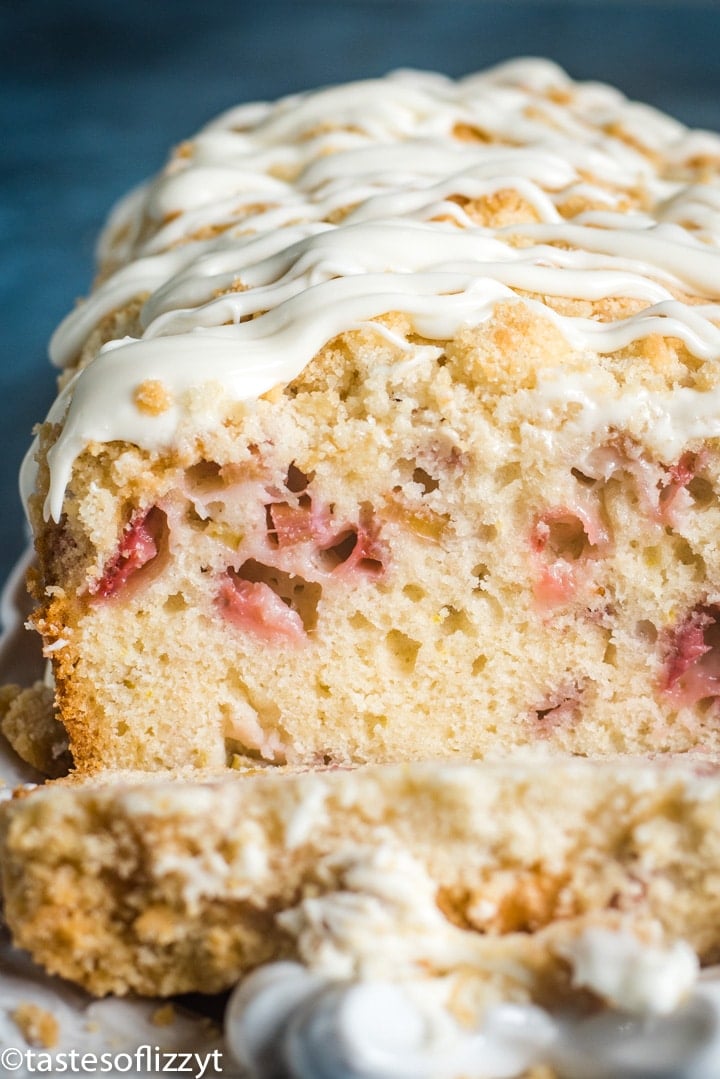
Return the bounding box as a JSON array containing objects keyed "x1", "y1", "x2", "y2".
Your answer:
[{"x1": 2, "y1": 0, "x2": 720, "y2": 584}]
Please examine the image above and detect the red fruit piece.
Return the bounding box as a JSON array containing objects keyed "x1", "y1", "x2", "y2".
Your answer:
[
  {"x1": 530, "y1": 505, "x2": 607, "y2": 608},
  {"x1": 323, "y1": 521, "x2": 385, "y2": 577},
  {"x1": 218, "y1": 570, "x2": 306, "y2": 643},
  {"x1": 533, "y1": 560, "x2": 577, "y2": 607},
  {"x1": 92, "y1": 507, "x2": 164, "y2": 599},
  {"x1": 266, "y1": 495, "x2": 386, "y2": 577},
  {"x1": 532, "y1": 684, "x2": 581, "y2": 736},
  {"x1": 662, "y1": 605, "x2": 720, "y2": 706},
  {"x1": 266, "y1": 498, "x2": 335, "y2": 549},
  {"x1": 658, "y1": 451, "x2": 704, "y2": 523}
]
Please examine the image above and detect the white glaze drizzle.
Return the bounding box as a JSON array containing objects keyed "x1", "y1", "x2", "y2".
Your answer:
[{"x1": 24, "y1": 58, "x2": 720, "y2": 521}]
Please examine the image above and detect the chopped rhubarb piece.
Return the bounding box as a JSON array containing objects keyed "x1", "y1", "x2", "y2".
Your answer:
[
  {"x1": 218, "y1": 569, "x2": 306, "y2": 643},
  {"x1": 532, "y1": 684, "x2": 581, "y2": 736},
  {"x1": 266, "y1": 498, "x2": 336, "y2": 548},
  {"x1": 658, "y1": 451, "x2": 705, "y2": 523},
  {"x1": 583, "y1": 439, "x2": 677, "y2": 522},
  {"x1": 322, "y1": 518, "x2": 385, "y2": 577},
  {"x1": 668, "y1": 452, "x2": 699, "y2": 489},
  {"x1": 662, "y1": 605, "x2": 720, "y2": 706},
  {"x1": 587, "y1": 441, "x2": 706, "y2": 524},
  {"x1": 531, "y1": 505, "x2": 608, "y2": 556},
  {"x1": 92, "y1": 507, "x2": 164, "y2": 599},
  {"x1": 534, "y1": 561, "x2": 577, "y2": 607},
  {"x1": 530, "y1": 505, "x2": 607, "y2": 608},
  {"x1": 265, "y1": 493, "x2": 386, "y2": 577},
  {"x1": 339, "y1": 527, "x2": 385, "y2": 575}
]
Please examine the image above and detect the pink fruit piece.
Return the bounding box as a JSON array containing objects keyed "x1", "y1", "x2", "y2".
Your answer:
[
  {"x1": 530, "y1": 504, "x2": 607, "y2": 608},
  {"x1": 662, "y1": 604, "x2": 720, "y2": 706},
  {"x1": 218, "y1": 569, "x2": 306, "y2": 643},
  {"x1": 92, "y1": 507, "x2": 165, "y2": 599}
]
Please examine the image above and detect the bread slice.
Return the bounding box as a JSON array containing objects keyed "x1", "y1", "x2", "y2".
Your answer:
[{"x1": 2, "y1": 758, "x2": 719, "y2": 1005}]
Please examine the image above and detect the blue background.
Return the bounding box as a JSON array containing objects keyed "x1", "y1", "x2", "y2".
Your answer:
[{"x1": 3, "y1": 0, "x2": 720, "y2": 587}]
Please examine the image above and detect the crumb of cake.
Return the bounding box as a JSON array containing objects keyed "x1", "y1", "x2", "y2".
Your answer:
[
  {"x1": 260, "y1": 384, "x2": 285, "y2": 404},
  {"x1": 11, "y1": 1002, "x2": 60, "y2": 1048},
  {"x1": 133, "y1": 379, "x2": 173, "y2": 416},
  {"x1": 151, "y1": 1003, "x2": 176, "y2": 1027}
]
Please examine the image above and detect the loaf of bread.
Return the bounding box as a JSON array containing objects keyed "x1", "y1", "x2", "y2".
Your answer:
[
  {"x1": 17, "y1": 58, "x2": 720, "y2": 774},
  {"x1": 6, "y1": 58, "x2": 720, "y2": 1078}
]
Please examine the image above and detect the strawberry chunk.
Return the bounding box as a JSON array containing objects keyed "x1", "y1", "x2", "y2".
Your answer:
[{"x1": 92, "y1": 507, "x2": 164, "y2": 599}]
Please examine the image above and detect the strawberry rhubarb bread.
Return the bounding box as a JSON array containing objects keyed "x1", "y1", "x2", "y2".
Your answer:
[
  {"x1": 3, "y1": 758, "x2": 720, "y2": 1077},
  {"x1": 18, "y1": 58, "x2": 720, "y2": 773}
]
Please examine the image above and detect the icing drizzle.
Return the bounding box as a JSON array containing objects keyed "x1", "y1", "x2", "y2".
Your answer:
[{"x1": 23, "y1": 58, "x2": 720, "y2": 521}]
